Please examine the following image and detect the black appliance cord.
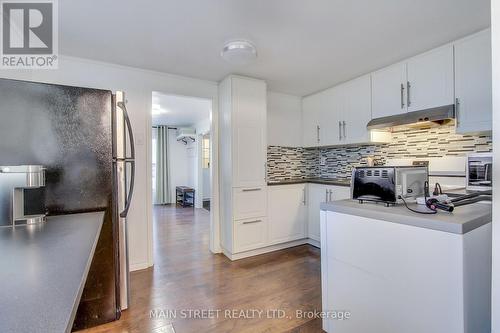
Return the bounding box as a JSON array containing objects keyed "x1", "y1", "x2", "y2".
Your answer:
[
  {"x1": 433, "y1": 182, "x2": 443, "y2": 196},
  {"x1": 399, "y1": 196, "x2": 437, "y2": 215}
]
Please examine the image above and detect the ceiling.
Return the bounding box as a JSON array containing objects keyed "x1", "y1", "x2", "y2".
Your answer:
[
  {"x1": 152, "y1": 92, "x2": 211, "y2": 127},
  {"x1": 59, "y1": 0, "x2": 490, "y2": 96}
]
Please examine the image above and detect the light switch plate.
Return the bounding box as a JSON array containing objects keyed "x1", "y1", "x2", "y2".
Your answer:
[{"x1": 135, "y1": 131, "x2": 145, "y2": 145}]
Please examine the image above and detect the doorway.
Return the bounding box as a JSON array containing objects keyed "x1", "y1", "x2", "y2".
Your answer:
[
  {"x1": 150, "y1": 91, "x2": 214, "y2": 253},
  {"x1": 201, "y1": 133, "x2": 211, "y2": 211}
]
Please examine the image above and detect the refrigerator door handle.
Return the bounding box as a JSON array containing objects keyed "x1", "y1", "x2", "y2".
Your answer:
[
  {"x1": 120, "y1": 160, "x2": 135, "y2": 218},
  {"x1": 117, "y1": 101, "x2": 135, "y2": 160}
]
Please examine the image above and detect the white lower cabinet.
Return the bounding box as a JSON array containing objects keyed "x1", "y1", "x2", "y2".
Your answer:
[
  {"x1": 234, "y1": 217, "x2": 268, "y2": 253},
  {"x1": 307, "y1": 184, "x2": 329, "y2": 242},
  {"x1": 321, "y1": 211, "x2": 491, "y2": 333},
  {"x1": 233, "y1": 186, "x2": 267, "y2": 220},
  {"x1": 231, "y1": 182, "x2": 351, "y2": 257},
  {"x1": 307, "y1": 184, "x2": 351, "y2": 244},
  {"x1": 268, "y1": 184, "x2": 307, "y2": 244}
]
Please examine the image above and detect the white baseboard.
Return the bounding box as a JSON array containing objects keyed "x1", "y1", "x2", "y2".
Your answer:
[
  {"x1": 223, "y1": 239, "x2": 314, "y2": 261},
  {"x1": 307, "y1": 238, "x2": 320, "y2": 248},
  {"x1": 130, "y1": 261, "x2": 152, "y2": 272}
]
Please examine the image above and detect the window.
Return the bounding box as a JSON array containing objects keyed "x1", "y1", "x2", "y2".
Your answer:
[{"x1": 202, "y1": 135, "x2": 210, "y2": 169}]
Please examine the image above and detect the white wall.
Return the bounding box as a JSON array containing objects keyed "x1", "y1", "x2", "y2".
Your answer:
[
  {"x1": 492, "y1": 0, "x2": 500, "y2": 330},
  {"x1": 0, "y1": 55, "x2": 219, "y2": 270},
  {"x1": 195, "y1": 117, "x2": 211, "y2": 135},
  {"x1": 267, "y1": 91, "x2": 302, "y2": 147},
  {"x1": 202, "y1": 134, "x2": 212, "y2": 201},
  {"x1": 203, "y1": 169, "x2": 211, "y2": 200},
  {"x1": 168, "y1": 131, "x2": 195, "y2": 203},
  {"x1": 194, "y1": 119, "x2": 210, "y2": 207}
]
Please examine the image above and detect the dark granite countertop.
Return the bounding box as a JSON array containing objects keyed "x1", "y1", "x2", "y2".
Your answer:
[
  {"x1": 321, "y1": 199, "x2": 491, "y2": 234},
  {"x1": 0, "y1": 212, "x2": 104, "y2": 333},
  {"x1": 267, "y1": 178, "x2": 351, "y2": 187}
]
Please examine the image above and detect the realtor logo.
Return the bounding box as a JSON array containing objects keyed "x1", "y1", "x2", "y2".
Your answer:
[{"x1": 1, "y1": 0, "x2": 58, "y2": 68}]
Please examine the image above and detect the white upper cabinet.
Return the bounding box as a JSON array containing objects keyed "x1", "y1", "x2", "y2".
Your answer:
[
  {"x1": 302, "y1": 88, "x2": 341, "y2": 147},
  {"x1": 454, "y1": 29, "x2": 492, "y2": 134},
  {"x1": 302, "y1": 30, "x2": 491, "y2": 147},
  {"x1": 341, "y1": 75, "x2": 376, "y2": 144},
  {"x1": 302, "y1": 75, "x2": 389, "y2": 147},
  {"x1": 371, "y1": 62, "x2": 408, "y2": 118},
  {"x1": 302, "y1": 92, "x2": 325, "y2": 147},
  {"x1": 406, "y1": 45, "x2": 454, "y2": 112},
  {"x1": 231, "y1": 77, "x2": 267, "y2": 187}
]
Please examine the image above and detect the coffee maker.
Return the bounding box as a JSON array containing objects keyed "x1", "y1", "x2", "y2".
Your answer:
[{"x1": 0, "y1": 165, "x2": 46, "y2": 226}]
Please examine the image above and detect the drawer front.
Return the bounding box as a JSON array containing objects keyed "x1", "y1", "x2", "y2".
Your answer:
[
  {"x1": 234, "y1": 217, "x2": 268, "y2": 253},
  {"x1": 233, "y1": 186, "x2": 267, "y2": 220}
]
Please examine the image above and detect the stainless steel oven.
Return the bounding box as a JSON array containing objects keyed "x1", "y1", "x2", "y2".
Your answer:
[{"x1": 466, "y1": 153, "x2": 492, "y2": 191}]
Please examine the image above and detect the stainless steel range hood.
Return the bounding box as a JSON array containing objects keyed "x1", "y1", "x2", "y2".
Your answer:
[{"x1": 366, "y1": 104, "x2": 455, "y2": 130}]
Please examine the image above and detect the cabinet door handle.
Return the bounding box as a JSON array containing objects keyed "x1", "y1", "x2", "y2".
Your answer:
[
  {"x1": 342, "y1": 121, "x2": 346, "y2": 139},
  {"x1": 329, "y1": 189, "x2": 333, "y2": 202},
  {"x1": 325, "y1": 189, "x2": 329, "y2": 202},
  {"x1": 302, "y1": 188, "x2": 306, "y2": 205},
  {"x1": 243, "y1": 219, "x2": 262, "y2": 224},
  {"x1": 407, "y1": 81, "x2": 411, "y2": 107},
  {"x1": 455, "y1": 98, "x2": 460, "y2": 127},
  {"x1": 242, "y1": 188, "x2": 261, "y2": 192},
  {"x1": 400, "y1": 83, "x2": 405, "y2": 109},
  {"x1": 338, "y1": 121, "x2": 342, "y2": 141},
  {"x1": 316, "y1": 125, "x2": 320, "y2": 143}
]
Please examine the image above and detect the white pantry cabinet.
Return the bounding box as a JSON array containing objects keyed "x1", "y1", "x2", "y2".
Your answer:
[
  {"x1": 231, "y1": 77, "x2": 267, "y2": 187},
  {"x1": 371, "y1": 62, "x2": 408, "y2": 118},
  {"x1": 268, "y1": 184, "x2": 307, "y2": 245},
  {"x1": 454, "y1": 29, "x2": 492, "y2": 134},
  {"x1": 307, "y1": 183, "x2": 350, "y2": 244},
  {"x1": 219, "y1": 75, "x2": 268, "y2": 257},
  {"x1": 406, "y1": 44, "x2": 454, "y2": 112}
]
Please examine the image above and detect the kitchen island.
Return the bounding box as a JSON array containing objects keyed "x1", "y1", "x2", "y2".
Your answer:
[
  {"x1": 320, "y1": 200, "x2": 492, "y2": 333},
  {"x1": 0, "y1": 212, "x2": 104, "y2": 333}
]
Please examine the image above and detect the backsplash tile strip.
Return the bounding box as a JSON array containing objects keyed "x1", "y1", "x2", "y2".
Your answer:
[{"x1": 267, "y1": 124, "x2": 492, "y2": 182}]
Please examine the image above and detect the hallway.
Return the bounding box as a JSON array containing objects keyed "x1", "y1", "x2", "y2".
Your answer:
[{"x1": 82, "y1": 205, "x2": 322, "y2": 333}]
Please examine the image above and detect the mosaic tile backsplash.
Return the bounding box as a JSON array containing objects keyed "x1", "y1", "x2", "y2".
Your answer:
[{"x1": 267, "y1": 124, "x2": 492, "y2": 182}]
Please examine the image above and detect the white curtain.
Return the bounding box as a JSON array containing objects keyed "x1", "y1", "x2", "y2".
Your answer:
[{"x1": 155, "y1": 126, "x2": 171, "y2": 204}]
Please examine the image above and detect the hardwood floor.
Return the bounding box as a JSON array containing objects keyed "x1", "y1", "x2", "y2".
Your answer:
[{"x1": 81, "y1": 205, "x2": 323, "y2": 333}]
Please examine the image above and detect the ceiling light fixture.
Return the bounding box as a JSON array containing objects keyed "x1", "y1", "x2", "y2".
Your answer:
[{"x1": 221, "y1": 40, "x2": 257, "y2": 65}]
